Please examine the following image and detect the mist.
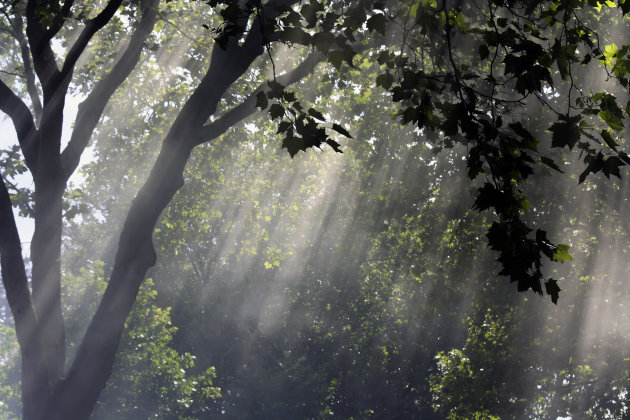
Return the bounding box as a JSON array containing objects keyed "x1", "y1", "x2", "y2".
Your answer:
[{"x1": 1, "y1": 1, "x2": 630, "y2": 419}]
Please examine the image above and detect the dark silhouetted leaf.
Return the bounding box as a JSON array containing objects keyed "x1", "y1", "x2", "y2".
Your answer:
[
  {"x1": 255, "y1": 91, "x2": 268, "y2": 109},
  {"x1": 331, "y1": 123, "x2": 352, "y2": 138},
  {"x1": 550, "y1": 117, "x2": 581, "y2": 149},
  {"x1": 308, "y1": 108, "x2": 325, "y2": 121},
  {"x1": 376, "y1": 72, "x2": 394, "y2": 90},
  {"x1": 545, "y1": 279, "x2": 561, "y2": 304},
  {"x1": 326, "y1": 138, "x2": 343, "y2": 153},
  {"x1": 328, "y1": 50, "x2": 344, "y2": 70},
  {"x1": 479, "y1": 44, "x2": 489, "y2": 60},
  {"x1": 603, "y1": 155, "x2": 623, "y2": 179},
  {"x1": 540, "y1": 156, "x2": 563, "y2": 172},
  {"x1": 366, "y1": 13, "x2": 386, "y2": 35},
  {"x1": 269, "y1": 104, "x2": 285, "y2": 119}
]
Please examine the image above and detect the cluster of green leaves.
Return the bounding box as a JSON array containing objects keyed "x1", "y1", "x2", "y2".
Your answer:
[
  {"x1": 59, "y1": 263, "x2": 222, "y2": 419},
  {"x1": 4, "y1": 0, "x2": 630, "y2": 417},
  {"x1": 0, "y1": 322, "x2": 20, "y2": 419},
  {"x1": 0, "y1": 261, "x2": 221, "y2": 419},
  {"x1": 45, "y1": 22, "x2": 630, "y2": 416},
  {"x1": 93, "y1": 277, "x2": 221, "y2": 419}
]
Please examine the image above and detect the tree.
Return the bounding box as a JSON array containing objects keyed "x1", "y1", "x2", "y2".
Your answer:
[
  {"x1": 2, "y1": 0, "x2": 630, "y2": 418},
  {"x1": 1, "y1": 263, "x2": 221, "y2": 419},
  {"x1": 0, "y1": 0, "x2": 317, "y2": 417}
]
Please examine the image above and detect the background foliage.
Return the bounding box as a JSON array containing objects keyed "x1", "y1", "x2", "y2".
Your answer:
[{"x1": 2, "y1": 0, "x2": 630, "y2": 418}]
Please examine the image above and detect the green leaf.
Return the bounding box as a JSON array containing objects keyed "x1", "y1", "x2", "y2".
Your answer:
[
  {"x1": 599, "y1": 110, "x2": 624, "y2": 131},
  {"x1": 602, "y1": 43, "x2": 618, "y2": 66},
  {"x1": 552, "y1": 244, "x2": 573, "y2": 263},
  {"x1": 519, "y1": 197, "x2": 530, "y2": 212},
  {"x1": 331, "y1": 123, "x2": 352, "y2": 138}
]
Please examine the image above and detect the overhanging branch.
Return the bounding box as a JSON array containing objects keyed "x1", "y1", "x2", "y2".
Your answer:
[{"x1": 196, "y1": 52, "x2": 322, "y2": 144}]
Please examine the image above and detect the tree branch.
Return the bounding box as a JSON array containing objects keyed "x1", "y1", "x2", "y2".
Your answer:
[
  {"x1": 26, "y1": 0, "x2": 123, "y2": 100},
  {"x1": 44, "y1": 3, "x2": 299, "y2": 417},
  {"x1": 10, "y1": 13, "x2": 43, "y2": 124},
  {"x1": 61, "y1": 0, "x2": 159, "y2": 180},
  {"x1": 25, "y1": 0, "x2": 61, "y2": 97},
  {"x1": 59, "y1": 0, "x2": 124, "y2": 83},
  {"x1": 196, "y1": 52, "x2": 323, "y2": 144},
  {"x1": 0, "y1": 78, "x2": 39, "y2": 172}
]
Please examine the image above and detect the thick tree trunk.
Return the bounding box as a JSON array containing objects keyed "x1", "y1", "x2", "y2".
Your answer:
[
  {"x1": 30, "y1": 86, "x2": 68, "y2": 386},
  {"x1": 1, "y1": 1, "x2": 303, "y2": 418},
  {"x1": 45, "y1": 139, "x2": 191, "y2": 420},
  {"x1": 0, "y1": 178, "x2": 51, "y2": 420},
  {"x1": 40, "y1": 11, "x2": 276, "y2": 415}
]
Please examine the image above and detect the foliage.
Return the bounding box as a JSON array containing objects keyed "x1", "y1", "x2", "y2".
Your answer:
[
  {"x1": 0, "y1": 323, "x2": 20, "y2": 419},
  {"x1": 3, "y1": 0, "x2": 630, "y2": 418},
  {"x1": 194, "y1": 0, "x2": 630, "y2": 303},
  {"x1": 0, "y1": 264, "x2": 220, "y2": 419},
  {"x1": 93, "y1": 278, "x2": 221, "y2": 420}
]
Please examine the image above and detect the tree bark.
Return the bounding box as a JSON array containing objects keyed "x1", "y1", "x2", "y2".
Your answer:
[
  {"x1": 43, "y1": 2, "x2": 300, "y2": 416},
  {"x1": 0, "y1": 176, "x2": 50, "y2": 420},
  {"x1": 1, "y1": 1, "x2": 310, "y2": 418}
]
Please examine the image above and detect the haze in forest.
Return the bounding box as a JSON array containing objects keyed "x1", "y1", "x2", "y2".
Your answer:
[{"x1": 1, "y1": 1, "x2": 630, "y2": 419}]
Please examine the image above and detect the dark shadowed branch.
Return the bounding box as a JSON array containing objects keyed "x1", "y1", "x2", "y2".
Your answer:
[
  {"x1": 0, "y1": 172, "x2": 50, "y2": 420},
  {"x1": 197, "y1": 52, "x2": 323, "y2": 144},
  {"x1": 61, "y1": 0, "x2": 159, "y2": 180},
  {"x1": 43, "y1": 3, "x2": 299, "y2": 418},
  {"x1": 8, "y1": 13, "x2": 43, "y2": 124},
  {"x1": 0, "y1": 79, "x2": 39, "y2": 171}
]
